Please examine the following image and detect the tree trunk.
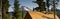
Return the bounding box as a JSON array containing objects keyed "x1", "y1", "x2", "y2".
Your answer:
[
  {"x1": 0, "y1": 0, "x2": 2, "y2": 19},
  {"x1": 2, "y1": 4, "x2": 6, "y2": 19}
]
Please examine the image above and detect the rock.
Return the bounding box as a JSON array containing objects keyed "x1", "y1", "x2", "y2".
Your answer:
[{"x1": 24, "y1": 11, "x2": 59, "y2": 19}]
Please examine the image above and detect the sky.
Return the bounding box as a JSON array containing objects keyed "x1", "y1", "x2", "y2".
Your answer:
[
  {"x1": 20, "y1": 0, "x2": 38, "y2": 9},
  {"x1": 8, "y1": 0, "x2": 14, "y2": 12},
  {"x1": 8, "y1": 0, "x2": 60, "y2": 12},
  {"x1": 8, "y1": 0, "x2": 38, "y2": 12}
]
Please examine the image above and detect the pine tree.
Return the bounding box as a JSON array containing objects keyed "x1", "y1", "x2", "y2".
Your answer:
[
  {"x1": 33, "y1": 0, "x2": 46, "y2": 12},
  {"x1": 2, "y1": 0, "x2": 11, "y2": 19},
  {"x1": 14, "y1": 0, "x2": 21, "y2": 19}
]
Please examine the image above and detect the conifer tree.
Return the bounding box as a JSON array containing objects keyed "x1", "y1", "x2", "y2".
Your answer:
[
  {"x1": 2, "y1": 0, "x2": 11, "y2": 19},
  {"x1": 14, "y1": 0, "x2": 21, "y2": 19},
  {"x1": 33, "y1": 0, "x2": 46, "y2": 11}
]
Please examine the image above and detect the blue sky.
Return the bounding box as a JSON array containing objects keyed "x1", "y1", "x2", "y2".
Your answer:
[
  {"x1": 8, "y1": 0, "x2": 14, "y2": 12},
  {"x1": 8, "y1": 0, "x2": 38, "y2": 12},
  {"x1": 8, "y1": 0, "x2": 60, "y2": 12},
  {"x1": 20, "y1": 0, "x2": 38, "y2": 9}
]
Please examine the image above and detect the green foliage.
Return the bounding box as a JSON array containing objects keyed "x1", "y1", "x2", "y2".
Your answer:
[
  {"x1": 2, "y1": 0, "x2": 11, "y2": 19},
  {"x1": 14, "y1": 0, "x2": 22, "y2": 19},
  {"x1": 33, "y1": 0, "x2": 46, "y2": 11},
  {"x1": 16, "y1": 13, "x2": 22, "y2": 19},
  {"x1": 6, "y1": 14, "x2": 12, "y2": 19},
  {"x1": 5, "y1": 0, "x2": 11, "y2": 19}
]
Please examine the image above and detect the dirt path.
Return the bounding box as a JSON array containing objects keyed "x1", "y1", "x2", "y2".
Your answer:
[{"x1": 28, "y1": 11, "x2": 59, "y2": 19}]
